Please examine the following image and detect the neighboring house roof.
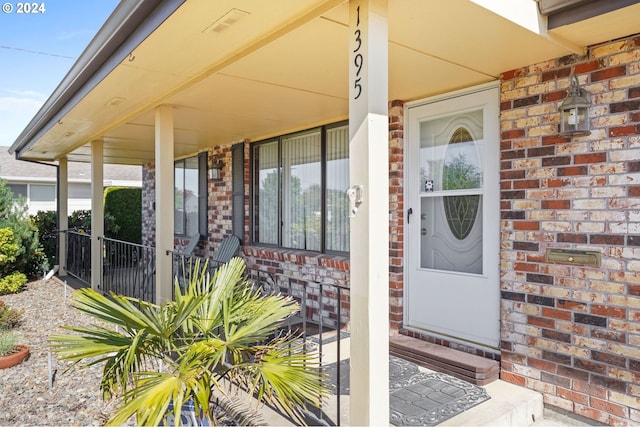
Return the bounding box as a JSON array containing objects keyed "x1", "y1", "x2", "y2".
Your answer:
[{"x1": 0, "y1": 147, "x2": 141, "y2": 185}]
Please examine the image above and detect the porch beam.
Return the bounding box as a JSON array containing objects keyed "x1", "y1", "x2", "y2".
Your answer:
[
  {"x1": 90, "y1": 139, "x2": 104, "y2": 290},
  {"x1": 154, "y1": 105, "x2": 175, "y2": 304},
  {"x1": 58, "y1": 156, "x2": 68, "y2": 276},
  {"x1": 348, "y1": 0, "x2": 390, "y2": 425}
]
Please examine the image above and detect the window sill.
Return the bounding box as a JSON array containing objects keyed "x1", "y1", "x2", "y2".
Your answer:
[{"x1": 242, "y1": 245, "x2": 349, "y2": 272}]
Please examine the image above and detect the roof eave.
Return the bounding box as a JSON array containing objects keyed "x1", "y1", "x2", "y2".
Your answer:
[{"x1": 9, "y1": 0, "x2": 185, "y2": 160}]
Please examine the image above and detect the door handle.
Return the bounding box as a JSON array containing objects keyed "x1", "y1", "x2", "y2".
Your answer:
[{"x1": 407, "y1": 208, "x2": 413, "y2": 223}]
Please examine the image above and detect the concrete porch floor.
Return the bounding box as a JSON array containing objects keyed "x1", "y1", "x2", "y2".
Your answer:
[{"x1": 259, "y1": 332, "x2": 598, "y2": 427}]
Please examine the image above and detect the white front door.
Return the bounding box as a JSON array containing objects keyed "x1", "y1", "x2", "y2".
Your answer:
[{"x1": 405, "y1": 84, "x2": 500, "y2": 349}]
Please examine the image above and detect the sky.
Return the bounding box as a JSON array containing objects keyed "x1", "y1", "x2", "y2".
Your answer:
[{"x1": 0, "y1": 0, "x2": 119, "y2": 148}]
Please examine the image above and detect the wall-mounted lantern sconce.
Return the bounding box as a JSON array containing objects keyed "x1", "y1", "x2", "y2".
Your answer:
[
  {"x1": 559, "y1": 75, "x2": 591, "y2": 137},
  {"x1": 208, "y1": 157, "x2": 224, "y2": 180}
]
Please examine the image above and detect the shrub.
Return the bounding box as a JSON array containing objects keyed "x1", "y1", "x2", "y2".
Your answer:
[
  {"x1": 0, "y1": 179, "x2": 46, "y2": 278},
  {"x1": 0, "y1": 301, "x2": 23, "y2": 329},
  {"x1": 68, "y1": 209, "x2": 119, "y2": 236},
  {"x1": 0, "y1": 228, "x2": 19, "y2": 270},
  {"x1": 0, "y1": 272, "x2": 27, "y2": 295},
  {"x1": 104, "y1": 187, "x2": 141, "y2": 243},
  {"x1": 32, "y1": 210, "x2": 58, "y2": 268},
  {"x1": 0, "y1": 329, "x2": 18, "y2": 357}
]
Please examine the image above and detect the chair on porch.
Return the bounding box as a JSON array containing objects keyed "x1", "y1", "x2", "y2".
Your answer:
[
  {"x1": 208, "y1": 235, "x2": 240, "y2": 273},
  {"x1": 174, "y1": 233, "x2": 201, "y2": 287}
]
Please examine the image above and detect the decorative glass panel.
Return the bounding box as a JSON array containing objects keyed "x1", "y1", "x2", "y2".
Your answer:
[{"x1": 419, "y1": 109, "x2": 484, "y2": 274}]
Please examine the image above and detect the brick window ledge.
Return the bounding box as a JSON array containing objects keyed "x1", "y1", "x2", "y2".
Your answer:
[{"x1": 242, "y1": 245, "x2": 350, "y2": 272}]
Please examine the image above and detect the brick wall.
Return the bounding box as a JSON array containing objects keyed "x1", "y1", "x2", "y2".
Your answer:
[
  {"x1": 500, "y1": 34, "x2": 640, "y2": 424},
  {"x1": 141, "y1": 161, "x2": 155, "y2": 249},
  {"x1": 389, "y1": 100, "x2": 405, "y2": 330}
]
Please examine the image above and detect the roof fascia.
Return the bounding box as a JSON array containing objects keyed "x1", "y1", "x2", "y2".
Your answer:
[
  {"x1": 539, "y1": 0, "x2": 640, "y2": 28},
  {"x1": 10, "y1": 0, "x2": 185, "y2": 159}
]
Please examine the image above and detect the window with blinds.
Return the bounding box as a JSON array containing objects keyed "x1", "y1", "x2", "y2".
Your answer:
[{"x1": 251, "y1": 122, "x2": 349, "y2": 254}]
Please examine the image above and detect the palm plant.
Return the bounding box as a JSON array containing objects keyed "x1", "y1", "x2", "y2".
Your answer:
[{"x1": 49, "y1": 257, "x2": 327, "y2": 426}]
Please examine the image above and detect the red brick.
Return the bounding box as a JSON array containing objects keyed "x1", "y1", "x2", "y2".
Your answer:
[
  {"x1": 502, "y1": 129, "x2": 526, "y2": 139},
  {"x1": 590, "y1": 305, "x2": 627, "y2": 319},
  {"x1": 528, "y1": 316, "x2": 555, "y2": 328},
  {"x1": 609, "y1": 124, "x2": 640, "y2": 137},
  {"x1": 557, "y1": 387, "x2": 589, "y2": 405},
  {"x1": 574, "y1": 153, "x2": 607, "y2": 164},
  {"x1": 543, "y1": 67, "x2": 572, "y2": 82},
  {"x1": 542, "y1": 307, "x2": 572, "y2": 321},
  {"x1": 591, "y1": 66, "x2": 626, "y2": 82},
  {"x1": 529, "y1": 357, "x2": 557, "y2": 373},
  {"x1": 514, "y1": 262, "x2": 539, "y2": 272},
  {"x1": 574, "y1": 60, "x2": 602, "y2": 74},
  {"x1": 573, "y1": 380, "x2": 607, "y2": 399},
  {"x1": 542, "y1": 135, "x2": 571, "y2": 145},
  {"x1": 542, "y1": 90, "x2": 567, "y2": 103},
  {"x1": 501, "y1": 68, "x2": 526, "y2": 81},
  {"x1": 558, "y1": 166, "x2": 588, "y2": 176},
  {"x1": 513, "y1": 179, "x2": 540, "y2": 189},
  {"x1": 542, "y1": 199, "x2": 570, "y2": 209},
  {"x1": 514, "y1": 221, "x2": 540, "y2": 230},
  {"x1": 574, "y1": 405, "x2": 610, "y2": 424},
  {"x1": 590, "y1": 397, "x2": 628, "y2": 418},
  {"x1": 501, "y1": 370, "x2": 526, "y2": 386}
]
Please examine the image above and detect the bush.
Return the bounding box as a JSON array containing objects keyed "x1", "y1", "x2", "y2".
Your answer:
[
  {"x1": 68, "y1": 209, "x2": 119, "y2": 235},
  {"x1": 104, "y1": 187, "x2": 141, "y2": 244},
  {"x1": 0, "y1": 272, "x2": 27, "y2": 295},
  {"x1": 32, "y1": 210, "x2": 58, "y2": 268},
  {"x1": 0, "y1": 301, "x2": 23, "y2": 329},
  {"x1": 0, "y1": 330, "x2": 18, "y2": 356},
  {"x1": 0, "y1": 179, "x2": 46, "y2": 278},
  {"x1": 0, "y1": 228, "x2": 19, "y2": 270}
]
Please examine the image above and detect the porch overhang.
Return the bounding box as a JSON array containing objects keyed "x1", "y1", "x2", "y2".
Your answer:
[{"x1": 10, "y1": 0, "x2": 640, "y2": 165}]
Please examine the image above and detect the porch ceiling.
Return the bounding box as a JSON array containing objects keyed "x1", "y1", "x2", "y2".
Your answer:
[{"x1": 15, "y1": 0, "x2": 640, "y2": 165}]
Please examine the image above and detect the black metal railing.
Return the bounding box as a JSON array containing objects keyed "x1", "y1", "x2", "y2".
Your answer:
[
  {"x1": 101, "y1": 237, "x2": 156, "y2": 302},
  {"x1": 247, "y1": 268, "x2": 350, "y2": 426},
  {"x1": 65, "y1": 230, "x2": 91, "y2": 283},
  {"x1": 63, "y1": 237, "x2": 350, "y2": 425}
]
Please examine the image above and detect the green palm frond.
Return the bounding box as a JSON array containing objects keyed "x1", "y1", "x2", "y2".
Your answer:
[{"x1": 49, "y1": 257, "x2": 329, "y2": 426}]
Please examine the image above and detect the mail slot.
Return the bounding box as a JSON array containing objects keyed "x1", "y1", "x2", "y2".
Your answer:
[{"x1": 545, "y1": 249, "x2": 601, "y2": 267}]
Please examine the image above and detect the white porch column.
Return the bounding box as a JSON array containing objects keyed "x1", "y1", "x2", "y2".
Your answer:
[
  {"x1": 155, "y1": 105, "x2": 175, "y2": 304},
  {"x1": 58, "y1": 157, "x2": 68, "y2": 276},
  {"x1": 90, "y1": 140, "x2": 104, "y2": 290},
  {"x1": 348, "y1": 0, "x2": 389, "y2": 425}
]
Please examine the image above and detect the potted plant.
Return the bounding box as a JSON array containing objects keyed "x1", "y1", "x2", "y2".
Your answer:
[
  {"x1": 0, "y1": 329, "x2": 29, "y2": 369},
  {"x1": 50, "y1": 257, "x2": 328, "y2": 426}
]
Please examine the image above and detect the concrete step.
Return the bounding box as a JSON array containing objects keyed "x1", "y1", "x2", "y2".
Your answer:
[
  {"x1": 390, "y1": 334, "x2": 500, "y2": 385},
  {"x1": 443, "y1": 379, "x2": 544, "y2": 426}
]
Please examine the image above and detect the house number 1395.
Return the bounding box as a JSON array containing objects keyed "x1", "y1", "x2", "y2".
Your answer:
[{"x1": 353, "y1": 5, "x2": 363, "y2": 100}]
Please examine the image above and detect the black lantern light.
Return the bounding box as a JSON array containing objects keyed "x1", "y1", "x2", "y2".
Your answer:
[
  {"x1": 208, "y1": 157, "x2": 224, "y2": 180},
  {"x1": 559, "y1": 75, "x2": 591, "y2": 137}
]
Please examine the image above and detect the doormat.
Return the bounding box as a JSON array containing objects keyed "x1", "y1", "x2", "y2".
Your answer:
[
  {"x1": 324, "y1": 356, "x2": 491, "y2": 426},
  {"x1": 389, "y1": 356, "x2": 491, "y2": 425}
]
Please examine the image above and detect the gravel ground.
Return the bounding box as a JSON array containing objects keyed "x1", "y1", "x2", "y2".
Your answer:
[{"x1": 0, "y1": 277, "x2": 122, "y2": 426}]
